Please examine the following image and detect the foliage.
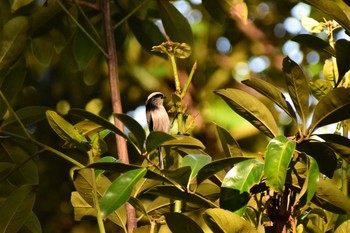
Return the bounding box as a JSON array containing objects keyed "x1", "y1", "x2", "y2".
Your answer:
[{"x1": 2, "y1": 0, "x2": 350, "y2": 232}]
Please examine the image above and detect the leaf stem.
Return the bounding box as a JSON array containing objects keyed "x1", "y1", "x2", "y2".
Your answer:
[
  {"x1": 180, "y1": 61, "x2": 196, "y2": 99},
  {"x1": 170, "y1": 55, "x2": 181, "y2": 94}
]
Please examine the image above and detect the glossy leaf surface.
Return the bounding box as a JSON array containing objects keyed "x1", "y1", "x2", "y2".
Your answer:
[
  {"x1": 297, "y1": 141, "x2": 337, "y2": 178},
  {"x1": 197, "y1": 157, "x2": 252, "y2": 185},
  {"x1": 292, "y1": 34, "x2": 335, "y2": 57},
  {"x1": 164, "y1": 212, "x2": 204, "y2": 233},
  {"x1": 335, "y1": 39, "x2": 350, "y2": 86},
  {"x1": 309, "y1": 88, "x2": 350, "y2": 133},
  {"x1": 0, "y1": 185, "x2": 36, "y2": 233},
  {"x1": 182, "y1": 154, "x2": 212, "y2": 182},
  {"x1": 0, "y1": 16, "x2": 29, "y2": 69},
  {"x1": 114, "y1": 113, "x2": 146, "y2": 150},
  {"x1": 2, "y1": 106, "x2": 49, "y2": 128},
  {"x1": 46, "y1": 110, "x2": 89, "y2": 150},
  {"x1": 282, "y1": 57, "x2": 309, "y2": 128},
  {"x1": 215, "y1": 123, "x2": 243, "y2": 157},
  {"x1": 203, "y1": 208, "x2": 257, "y2": 233},
  {"x1": 157, "y1": 0, "x2": 193, "y2": 45},
  {"x1": 215, "y1": 88, "x2": 279, "y2": 138},
  {"x1": 220, "y1": 159, "x2": 263, "y2": 214},
  {"x1": 69, "y1": 108, "x2": 126, "y2": 138},
  {"x1": 242, "y1": 78, "x2": 297, "y2": 120},
  {"x1": 264, "y1": 135, "x2": 296, "y2": 194},
  {"x1": 162, "y1": 135, "x2": 205, "y2": 149},
  {"x1": 145, "y1": 131, "x2": 175, "y2": 152},
  {"x1": 99, "y1": 168, "x2": 147, "y2": 218}
]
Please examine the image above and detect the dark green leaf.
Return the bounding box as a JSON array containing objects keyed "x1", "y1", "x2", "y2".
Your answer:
[
  {"x1": 114, "y1": 113, "x2": 146, "y2": 151},
  {"x1": 94, "y1": 156, "x2": 119, "y2": 178},
  {"x1": 0, "y1": 185, "x2": 36, "y2": 233},
  {"x1": 146, "y1": 185, "x2": 216, "y2": 208},
  {"x1": 0, "y1": 16, "x2": 29, "y2": 69},
  {"x1": 21, "y1": 211, "x2": 42, "y2": 233},
  {"x1": 46, "y1": 110, "x2": 89, "y2": 150},
  {"x1": 303, "y1": 0, "x2": 350, "y2": 34},
  {"x1": 89, "y1": 162, "x2": 169, "y2": 184},
  {"x1": 99, "y1": 168, "x2": 146, "y2": 218},
  {"x1": 157, "y1": 0, "x2": 193, "y2": 45},
  {"x1": 197, "y1": 157, "x2": 252, "y2": 185},
  {"x1": 128, "y1": 196, "x2": 148, "y2": 218},
  {"x1": 11, "y1": 0, "x2": 34, "y2": 12},
  {"x1": 215, "y1": 88, "x2": 279, "y2": 138},
  {"x1": 220, "y1": 159, "x2": 263, "y2": 215},
  {"x1": 292, "y1": 34, "x2": 336, "y2": 57},
  {"x1": 312, "y1": 178, "x2": 350, "y2": 214},
  {"x1": 162, "y1": 167, "x2": 192, "y2": 188},
  {"x1": 242, "y1": 78, "x2": 297, "y2": 120},
  {"x1": 69, "y1": 108, "x2": 127, "y2": 139},
  {"x1": 297, "y1": 154, "x2": 320, "y2": 207},
  {"x1": 182, "y1": 154, "x2": 212, "y2": 182},
  {"x1": 215, "y1": 123, "x2": 243, "y2": 157},
  {"x1": 128, "y1": 17, "x2": 167, "y2": 56},
  {"x1": 264, "y1": 135, "x2": 296, "y2": 194},
  {"x1": 335, "y1": 39, "x2": 350, "y2": 86},
  {"x1": 203, "y1": 208, "x2": 257, "y2": 233},
  {"x1": 317, "y1": 134, "x2": 350, "y2": 163},
  {"x1": 282, "y1": 56, "x2": 309, "y2": 128},
  {"x1": 164, "y1": 212, "x2": 204, "y2": 233},
  {"x1": 31, "y1": 35, "x2": 55, "y2": 67},
  {"x1": 0, "y1": 63, "x2": 26, "y2": 119},
  {"x1": 2, "y1": 106, "x2": 49, "y2": 128},
  {"x1": 162, "y1": 135, "x2": 205, "y2": 149},
  {"x1": 309, "y1": 88, "x2": 350, "y2": 133},
  {"x1": 73, "y1": 29, "x2": 99, "y2": 70},
  {"x1": 201, "y1": 0, "x2": 226, "y2": 23},
  {"x1": 145, "y1": 131, "x2": 175, "y2": 152}
]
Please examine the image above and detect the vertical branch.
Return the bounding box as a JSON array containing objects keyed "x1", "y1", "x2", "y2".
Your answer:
[
  {"x1": 101, "y1": 0, "x2": 136, "y2": 232},
  {"x1": 342, "y1": 121, "x2": 348, "y2": 196}
]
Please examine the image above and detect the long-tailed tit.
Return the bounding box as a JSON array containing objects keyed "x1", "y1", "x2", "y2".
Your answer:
[{"x1": 145, "y1": 92, "x2": 171, "y2": 169}]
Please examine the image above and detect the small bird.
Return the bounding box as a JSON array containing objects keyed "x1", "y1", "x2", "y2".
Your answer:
[{"x1": 145, "y1": 92, "x2": 172, "y2": 169}]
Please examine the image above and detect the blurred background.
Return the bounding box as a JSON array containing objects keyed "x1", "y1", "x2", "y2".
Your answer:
[{"x1": 4, "y1": 0, "x2": 350, "y2": 231}]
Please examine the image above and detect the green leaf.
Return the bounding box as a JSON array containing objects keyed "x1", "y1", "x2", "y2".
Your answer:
[
  {"x1": 164, "y1": 212, "x2": 204, "y2": 233},
  {"x1": 309, "y1": 88, "x2": 350, "y2": 133},
  {"x1": 0, "y1": 185, "x2": 36, "y2": 233},
  {"x1": 316, "y1": 134, "x2": 350, "y2": 163},
  {"x1": 146, "y1": 185, "x2": 216, "y2": 208},
  {"x1": 220, "y1": 159, "x2": 263, "y2": 214},
  {"x1": 282, "y1": 56, "x2": 309, "y2": 129},
  {"x1": 99, "y1": 168, "x2": 147, "y2": 218},
  {"x1": 31, "y1": 35, "x2": 55, "y2": 67},
  {"x1": 182, "y1": 154, "x2": 212, "y2": 183},
  {"x1": 292, "y1": 34, "x2": 335, "y2": 57},
  {"x1": 303, "y1": 0, "x2": 350, "y2": 35},
  {"x1": 201, "y1": 0, "x2": 226, "y2": 23},
  {"x1": 46, "y1": 110, "x2": 89, "y2": 151},
  {"x1": 264, "y1": 135, "x2": 296, "y2": 194},
  {"x1": 114, "y1": 113, "x2": 146, "y2": 151},
  {"x1": 0, "y1": 64, "x2": 26, "y2": 119},
  {"x1": 94, "y1": 156, "x2": 119, "y2": 178},
  {"x1": 203, "y1": 208, "x2": 257, "y2": 233},
  {"x1": 215, "y1": 123, "x2": 243, "y2": 157},
  {"x1": 297, "y1": 154, "x2": 320, "y2": 207},
  {"x1": 69, "y1": 108, "x2": 127, "y2": 139},
  {"x1": 215, "y1": 88, "x2": 279, "y2": 138},
  {"x1": 2, "y1": 106, "x2": 49, "y2": 128},
  {"x1": 297, "y1": 141, "x2": 337, "y2": 178},
  {"x1": 0, "y1": 16, "x2": 29, "y2": 69},
  {"x1": 146, "y1": 131, "x2": 175, "y2": 152},
  {"x1": 10, "y1": 0, "x2": 34, "y2": 12},
  {"x1": 309, "y1": 79, "x2": 332, "y2": 100},
  {"x1": 197, "y1": 157, "x2": 252, "y2": 185},
  {"x1": 162, "y1": 167, "x2": 192, "y2": 188},
  {"x1": 162, "y1": 135, "x2": 205, "y2": 149},
  {"x1": 157, "y1": 0, "x2": 193, "y2": 45},
  {"x1": 73, "y1": 29, "x2": 99, "y2": 70},
  {"x1": 128, "y1": 17, "x2": 167, "y2": 56},
  {"x1": 334, "y1": 219, "x2": 350, "y2": 233},
  {"x1": 312, "y1": 178, "x2": 350, "y2": 214},
  {"x1": 335, "y1": 39, "x2": 350, "y2": 86},
  {"x1": 242, "y1": 78, "x2": 297, "y2": 120},
  {"x1": 21, "y1": 211, "x2": 42, "y2": 233}
]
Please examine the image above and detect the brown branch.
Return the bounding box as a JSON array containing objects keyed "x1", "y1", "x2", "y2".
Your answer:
[{"x1": 101, "y1": 0, "x2": 136, "y2": 232}]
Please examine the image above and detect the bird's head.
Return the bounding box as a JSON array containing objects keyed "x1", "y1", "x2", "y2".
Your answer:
[{"x1": 146, "y1": 92, "x2": 166, "y2": 107}]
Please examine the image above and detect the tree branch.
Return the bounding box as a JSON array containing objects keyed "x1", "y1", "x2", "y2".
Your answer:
[{"x1": 101, "y1": 0, "x2": 136, "y2": 232}]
